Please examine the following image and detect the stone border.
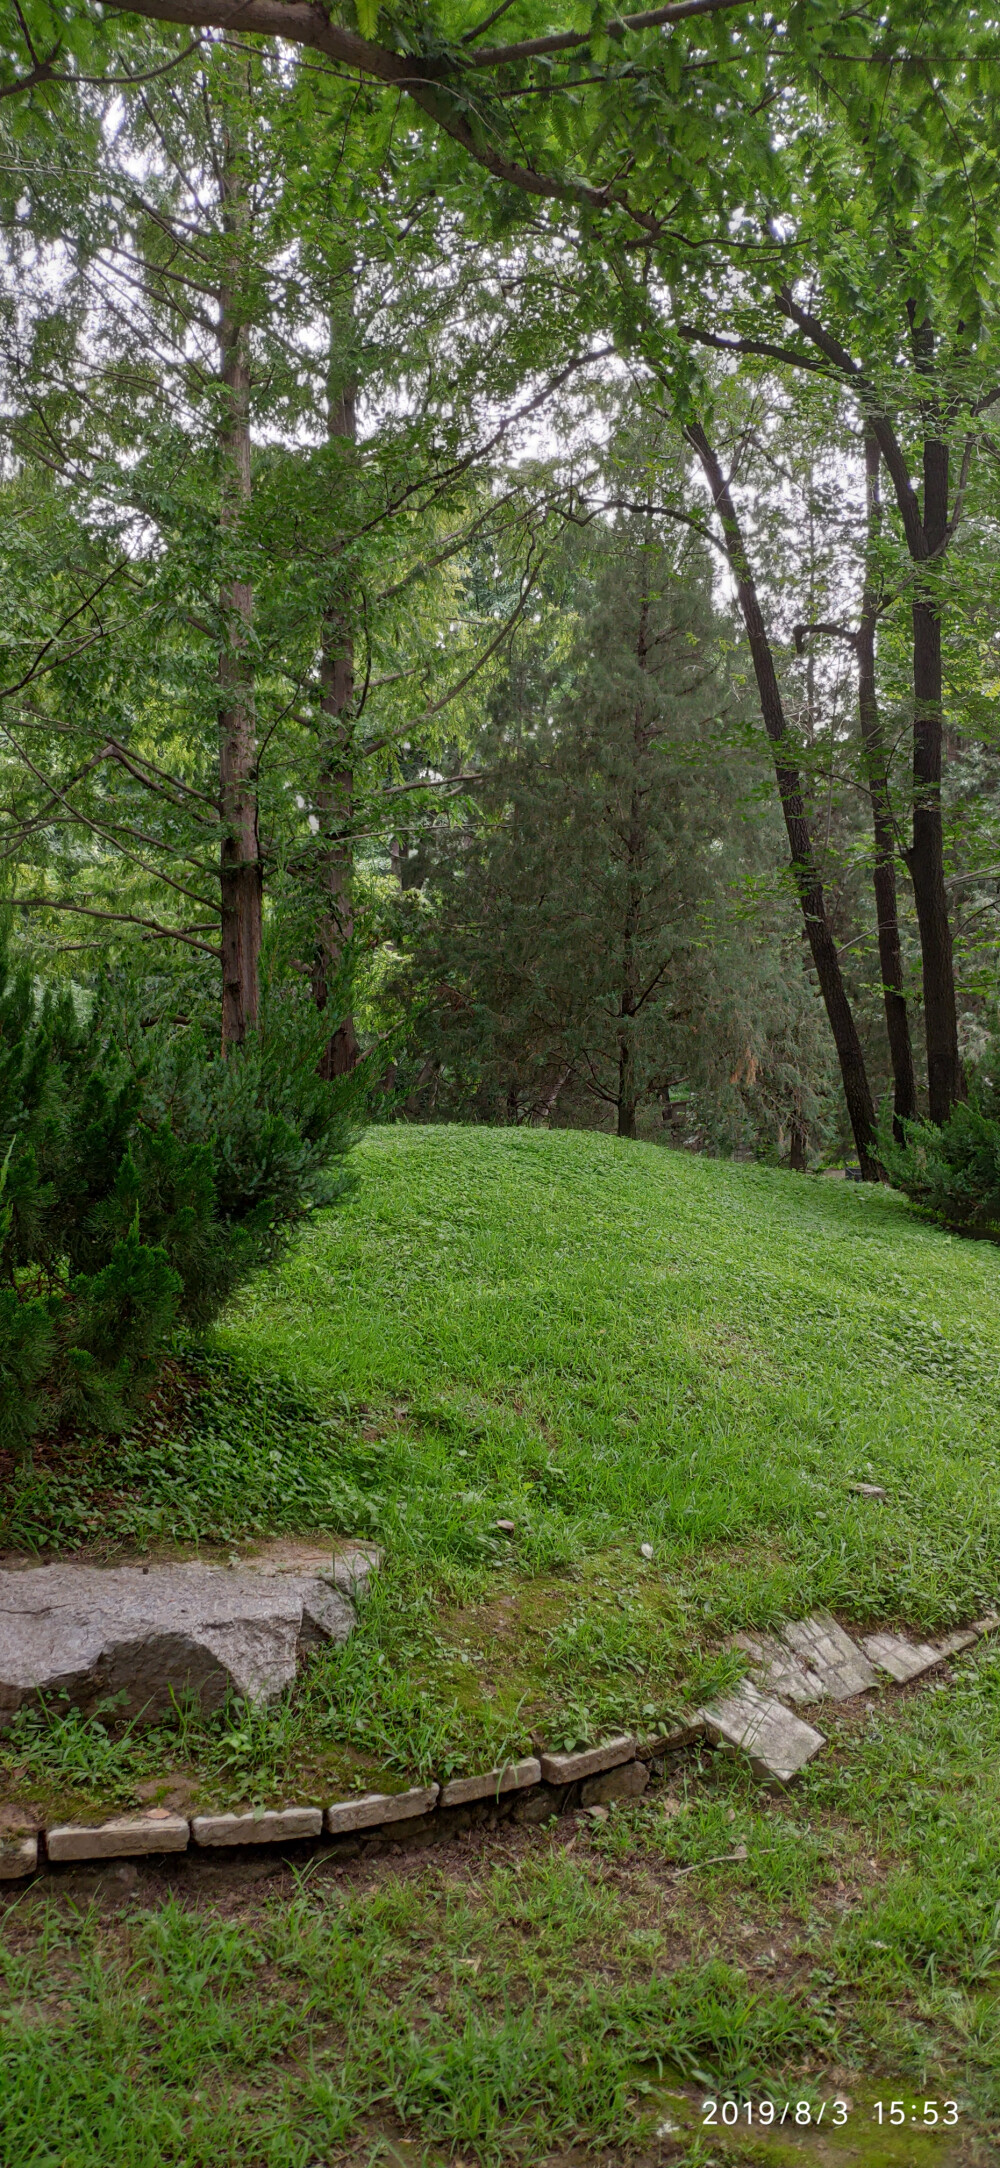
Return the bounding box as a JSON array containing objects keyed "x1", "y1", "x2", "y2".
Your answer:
[
  {"x1": 3, "y1": 1610, "x2": 997, "y2": 1882},
  {"x1": 0, "y1": 1739, "x2": 657, "y2": 1879}
]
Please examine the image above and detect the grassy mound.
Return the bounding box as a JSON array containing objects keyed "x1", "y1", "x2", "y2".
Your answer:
[
  {"x1": 5, "y1": 1125, "x2": 1000, "y2": 1820},
  {"x1": 5, "y1": 1128, "x2": 1000, "y2": 2160},
  {"x1": 220, "y1": 1123, "x2": 1000, "y2": 1627}
]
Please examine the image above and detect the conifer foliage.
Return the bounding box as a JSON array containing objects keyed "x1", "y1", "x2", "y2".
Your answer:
[
  {"x1": 0, "y1": 937, "x2": 357, "y2": 1461},
  {"x1": 395, "y1": 516, "x2": 834, "y2": 1152}
]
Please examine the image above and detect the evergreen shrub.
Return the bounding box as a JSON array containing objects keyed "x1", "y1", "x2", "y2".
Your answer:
[
  {"x1": 881, "y1": 1055, "x2": 1000, "y2": 1237},
  {"x1": 0, "y1": 939, "x2": 358, "y2": 1460}
]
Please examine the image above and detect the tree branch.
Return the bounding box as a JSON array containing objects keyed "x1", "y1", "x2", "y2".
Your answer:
[
  {"x1": 98, "y1": 0, "x2": 748, "y2": 228},
  {"x1": 12, "y1": 896, "x2": 221, "y2": 956},
  {"x1": 474, "y1": 0, "x2": 751, "y2": 64}
]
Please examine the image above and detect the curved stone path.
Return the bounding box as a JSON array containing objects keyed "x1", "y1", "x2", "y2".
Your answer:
[{"x1": 1, "y1": 1603, "x2": 996, "y2": 1881}]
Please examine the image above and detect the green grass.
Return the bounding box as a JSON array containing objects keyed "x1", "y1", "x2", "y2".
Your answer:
[
  {"x1": 224, "y1": 1124, "x2": 1000, "y2": 1619},
  {"x1": 4, "y1": 1649, "x2": 1000, "y2": 2163},
  {"x1": 5, "y1": 1124, "x2": 1000, "y2": 1813},
  {"x1": 4, "y1": 1125, "x2": 1000, "y2": 2160}
]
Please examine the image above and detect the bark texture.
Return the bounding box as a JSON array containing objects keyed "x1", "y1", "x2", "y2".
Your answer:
[
  {"x1": 311, "y1": 340, "x2": 360, "y2": 1079},
  {"x1": 687, "y1": 421, "x2": 879, "y2": 1176},
  {"x1": 858, "y1": 430, "x2": 917, "y2": 1133},
  {"x1": 217, "y1": 69, "x2": 261, "y2": 1049},
  {"x1": 907, "y1": 322, "x2": 962, "y2": 1121},
  {"x1": 617, "y1": 585, "x2": 650, "y2": 1139},
  {"x1": 773, "y1": 292, "x2": 963, "y2": 1123}
]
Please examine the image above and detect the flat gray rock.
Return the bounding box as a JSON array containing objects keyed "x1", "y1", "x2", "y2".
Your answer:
[
  {"x1": 240, "y1": 1538, "x2": 381, "y2": 1600},
  {"x1": 0, "y1": 1561, "x2": 356, "y2": 1724},
  {"x1": 780, "y1": 1610, "x2": 878, "y2": 1699},
  {"x1": 699, "y1": 1682, "x2": 825, "y2": 1782}
]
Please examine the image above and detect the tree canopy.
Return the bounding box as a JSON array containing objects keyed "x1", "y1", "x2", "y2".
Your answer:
[{"x1": 0, "y1": 0, "x2": 997, "y2": 1170}]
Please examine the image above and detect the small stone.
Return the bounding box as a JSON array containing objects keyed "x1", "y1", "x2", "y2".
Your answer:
[
  {"x1": 639, "y1": 1543, "x2": 654, "y2": 1561},
  {"x1": 325, "y1": 1786, "x2": 439, "y2": 1834},
  {"x1": 539, "y1": 1735, "x2": 635, "y2": 1785},
  {"x1": 849, "y1": 1483, "x2": 888, "y2": 1500},
  {"x1": 0, "y1": 1835, "x2": 37, "y2": 1879},
  {"x1": 580, "y1": 1760, "x2": 648, "y2": 1807},
  {"x1": 439, "y1": 1758, "x2": 540, "y2": 1808},
  {"x1": 973, "y1": 1612, "x2": 1000, "y2": 1637},
  {"x1": 494, "y1": 1521, "x2": 516, "y2": 1534},
  {"x1": 191, "y1": 1806, "x2": 321, "y2": 1848},
  {"x1": 513, "y1": 1787, "x2": 559, "y2": 1825},
  {"x1": 330, "y1": 1546, "x2": 382, "y2": 1600},
  {"x1": 698, "y1": 1682, "x2": 825, "y2": 1783},
  {"x1": 47, "y1": 1812, "x2": 190, "y2": 1862},
  {"x1": 584, "y1": 1804, "x2": 609, "y2": 1823},
  {"x1": 780, "y1": 1611, "x2": 878, "y2": 1699}
]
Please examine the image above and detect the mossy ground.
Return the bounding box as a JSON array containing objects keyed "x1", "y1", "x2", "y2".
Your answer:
[{"x1": 2, "y1": 1126, "x2": 1000, "y2": 2160}]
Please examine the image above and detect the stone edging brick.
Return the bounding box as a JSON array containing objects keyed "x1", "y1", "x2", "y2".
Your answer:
[
  {"x1": 4, "y1": 1610, "x2": 997, "y2": 1882},
  {"x1": 47, "y1": 1812, "x2": 190, "y2": 1862}
]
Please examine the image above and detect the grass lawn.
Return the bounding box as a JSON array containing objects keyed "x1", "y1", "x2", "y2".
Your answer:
[{"x1": 3, "y1": 1126, "x2": 1000, "y2": 2162}]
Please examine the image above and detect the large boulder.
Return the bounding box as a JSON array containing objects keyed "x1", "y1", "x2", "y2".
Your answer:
[{"x1": 0, "y1": 1554, "x2": 365, "y2": 1723}]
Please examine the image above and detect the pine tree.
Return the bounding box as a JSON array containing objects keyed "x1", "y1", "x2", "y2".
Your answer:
[{"x1": 395, "y1": 514, "x2": 834, "y2": 1153}]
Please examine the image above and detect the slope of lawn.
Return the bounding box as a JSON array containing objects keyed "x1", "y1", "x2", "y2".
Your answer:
[
  {"x1": 222, "y1": 1121, "x2": 1000, "y2": 1630},
  {"x1": 6, "y1": 1123, "x2": 1000, "y2": 1820},
  {"x1": 4, "y1": 1126, "x2": 1000, "y2": 2164}
]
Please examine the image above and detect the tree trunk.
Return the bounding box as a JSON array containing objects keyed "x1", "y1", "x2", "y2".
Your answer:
[
  {"x1": 687, "y1": 421, "x2": 880, "y2": 1177},
  {"x1": 859, "y1": 429, "x2": 917, "y2": 1134},
  {"x1": 617, "y1": 584, "x2": 648, "y2": 1141},
  {"x1": 217, "y1": 71, "x2": 261, "y2": 1051},
  {"x1": 905, "y1": 341, "x2": 962, "y2": 1122},
  {"x1": 535, "y1": 1062, "x2": 571, "y2": 1126},
  {"x1": 312, "y1": 326, "x2": 360, "y2": 1079},
  {"x1": 770, "y1": 292, "x2": 964, "y2": 1124}
]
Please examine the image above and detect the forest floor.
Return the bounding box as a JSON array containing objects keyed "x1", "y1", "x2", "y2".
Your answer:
[{"x1": 3, "y1": 1126, "x2": 1000, "y2": 2164}]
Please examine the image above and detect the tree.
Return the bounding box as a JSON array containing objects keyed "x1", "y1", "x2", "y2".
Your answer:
[
  {"x1": 0, "y1": 33, "x2": 576, "y2": 1048},
  {"x1": 794, "y1": 427, "x2": 918, "y2": 1134},
  {"x1": 2, "y1": 0, "x2": 994, "y2": 1143},
  {"x1": 216, "y1": 44, "x2": 262, "y2": 1046},
  {"x1": 663, "y1": 20, "x2": 1000, "y2": 1120},
  {"x1": 394, "y1": 496, "x2": 835, "y2": 1156},
  {"x1": 682, "y1": 413, "x2": 880, "y2": 1176}
]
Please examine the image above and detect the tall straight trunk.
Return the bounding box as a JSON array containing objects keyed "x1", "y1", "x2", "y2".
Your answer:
[
  {"x1": 617, "y1": 583, "x2": 649, "y2": 1139},
  {"x1": 859, "y1": 429, "x2": 917, "y2": 1133},
  {"x1": 771, "y1": 293, "x2": 964, "y2": 1124},
  {"x1": 905, "y1": 324, "x2": 962, "y2": 1122},
  {"x1": 617, "y1": 857, "x2": 640, "y2": 1139},
  {"x1": 687, "y1": 421, "x2": 880, "y2": 1177},
  {"x1": 217, "y1": 64, "x2": 260, "y2": 1050},
  {"x1": 311, "y1": 325, "x2": 359, "y2": 1078}
]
